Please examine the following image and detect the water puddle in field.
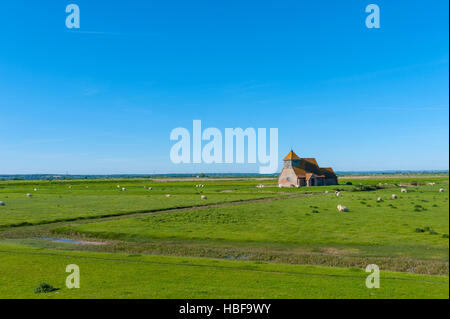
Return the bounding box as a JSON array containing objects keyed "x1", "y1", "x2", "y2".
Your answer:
[{"x1": 38, "y1": 237, "x2": 105, "y2": 245}]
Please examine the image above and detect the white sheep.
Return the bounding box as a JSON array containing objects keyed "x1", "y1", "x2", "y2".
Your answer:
[
  {"x1": 34, "y1": 188, "x2": 38, "y2": 191},
  {"x1": 148, "y1": 187, "x2": 152, "y2": 190},
  {"x1": 392, "y1": 194, "x2": 398, "y2": 199},
  {"x1": 165, "y1": 194, "x2": 171, "y2": 198},
  {"x1": 0, "y1": 201, "x2": 5, "y2": 206},
  {"x1": 336, "y1": 191, "x2": 341, "y2": 197},
  {"x1": 122, "y1": 187, "x2": 126, "y2": 191},
  {"x1": 117, "y1": 185, "x2": 121, "y2": 188},
  {"x1": 439, "y1": 188, "x2": 445, "y2": 193},
  {"x1": 401, "y1": 188, "x2": 407, "y2": 193},
  {"x1": 201, "y1": 195, "x2": 207, "y2": 199},
  {"x1": 69, "y1": 186, "x2": 72, "y2": 189},
  {"x1": 26, "y1": 193, "x2": 32, "y2": 198},
  {"x1": 377, "y1": 197, "x2": 383, "y2": 202},
  {"x1": 337, "y1": 204, "x2": 349, "y2": 212}
]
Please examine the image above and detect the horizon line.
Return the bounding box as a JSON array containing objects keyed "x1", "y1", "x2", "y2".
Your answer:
[{"x1": 0, "y1": 169, "x2": 449, "y2": 177}]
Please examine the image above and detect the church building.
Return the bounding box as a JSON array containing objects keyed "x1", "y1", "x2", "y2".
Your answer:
[{"x1": 278, "y1": 150, "x2": 338, "y2": 187}]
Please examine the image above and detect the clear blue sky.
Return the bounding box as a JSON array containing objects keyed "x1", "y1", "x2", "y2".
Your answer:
[{"x1": 0, "y1": 0, "x2": 448, "y2": 174}]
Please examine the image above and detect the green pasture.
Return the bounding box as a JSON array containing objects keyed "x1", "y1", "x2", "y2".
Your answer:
[
  {"x1": 0, "y1": 175, "x2": 448, "y2": 298},
  {"x1": 55, "y1": 183, "x2": 449, "y2": 259},
  {"x1": 0, "y1": 179, "x2": 289, "y2": 228},
  {"x1": 0, "y1": 243, "x2": 447, "y2": 299}
]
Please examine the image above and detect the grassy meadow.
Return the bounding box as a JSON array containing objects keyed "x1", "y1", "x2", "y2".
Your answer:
[
  {"x1": 0, "y1": 175, "x2": 448, "y2": 298},
  {"x1": 0, "y1": 242, "x2": 447, "y2": 299},
  {"x1": 0, "y1": 179, "x2": 284, "y2": 228}
]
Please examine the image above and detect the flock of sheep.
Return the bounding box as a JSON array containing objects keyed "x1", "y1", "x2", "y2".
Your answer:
[
  {"x1": 334, "y1": 191, "x2": 349, "y2": 212},
  {"x1": 115, "y1": 184, "x2": 207, "y2": 200},
  {"x1": 0, "y1": 183, "x2": 446, "y2": 208},
  {"x1": 333, "y1": 187, "x2": 445, "y2": 213}
]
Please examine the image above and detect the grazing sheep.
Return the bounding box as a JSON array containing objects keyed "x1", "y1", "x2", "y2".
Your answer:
[
  {"x1": 201, "y1": 195, "x2": 207, "y2": 199},
  {"x1": 324, "y1": 190, "x2": 329, "y2": 194},
  {"x1": 377, "y1": 197, "x2": 383, "y2": 202},
  {"x1": 117, "y1": 185, "x2": 121, "y2": 188},
  {"x1": 392, "y1": 194, "x2": 398, "y2": 199},
  {"x1": 337, "y1": 204, "x2": 349, "y2": 212},
  {"x1": 26, "y1": 193, "x2": 32, "y2": 198},
  {"x1": 439, "y1": 188, "x2": 445, "y2": 193},
  {"x1": 69, "y1": 186, "x2": 72, "y2": 189},
  {"x1": 0, "y1": 201, "x2": 5, "y2": 206},
  {"x1": 165, "y1": 194, "x2": 171, "y2": 198},
  {"x1": 148, "y1": 187, "x2": 152, "y2": 190},
  {"x1": 122, "y1": 187, "x2": 126, "y2": 191},
  {"x1": 86, "y1": 186, "x2": 89, "y2": 189},
  {"x1": 428, "y1": 182, "x2": 436, "y2": 186},
  {"x1": 34, "y1": 188, "x2": 38, "y2": 191},
  {"x1": 401, "y1": 188, "x2": 407, "y2": 193},
  {"x1": 335, "y1": 191, "x2": 341, "y2": 197}
]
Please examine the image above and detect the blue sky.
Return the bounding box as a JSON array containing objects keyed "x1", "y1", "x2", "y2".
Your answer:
[{"x1": 0, "y1": 0, "x2": 448, "y2": 174}]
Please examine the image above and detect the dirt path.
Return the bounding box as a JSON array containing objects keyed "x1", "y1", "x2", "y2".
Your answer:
[{"x1": 53, "y1": 193, "x2": 313, "y2": 226}]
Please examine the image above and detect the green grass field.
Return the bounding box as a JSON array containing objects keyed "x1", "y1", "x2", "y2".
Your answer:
[
  {"x1": 0, "y1": 179, "x2": 285, "y2": 228},
  {"x1": 0, "y1": 243, "x2": 447, "y2": 299},
  {"x1": 0, "y1": 175, "x2": 448, "y2": 298}
]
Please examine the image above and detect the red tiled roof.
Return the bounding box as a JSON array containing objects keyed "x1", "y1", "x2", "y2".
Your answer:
[
  {"x1": 293, "y1": 167, "x2": 307, "y2": 176},
  {"x1": 320, "y1": 167, "x2": 337, "y2": 178},
  {"x1": 293, "y1": 168, "x2": 325, "y2": 179},
  {"x1": 283, "y1": 150, "x2": 300, "y2": 160},
  {"x1": 298, "y1": 158, "x2": 322, "y2": 175},
  {"x1": 284, "y1": 150, "x2": 337, "y2": 179},
  {"x1": 302, "y1": 158, "x2": 319, "y2": 166}
]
